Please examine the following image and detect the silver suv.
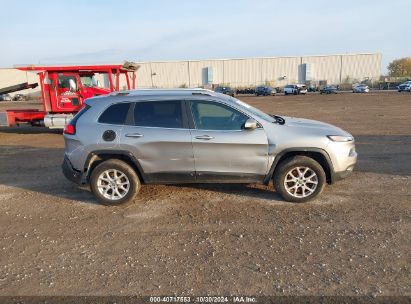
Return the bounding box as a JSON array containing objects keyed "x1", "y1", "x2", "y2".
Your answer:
[{"x1": 62, "y1": 89, "x2": 357, "y2": 205}]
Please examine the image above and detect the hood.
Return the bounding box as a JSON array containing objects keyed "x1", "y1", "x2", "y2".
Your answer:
[{"x1": 282, "y1": 116, "x2": 350, "y2": 136}]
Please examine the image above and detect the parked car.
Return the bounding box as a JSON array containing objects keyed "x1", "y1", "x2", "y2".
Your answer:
[
  {"x1": 296, "y1": 84, "x2": 308, "y2": 94},
  {"x1": 62, "y1": 89, "x2": 357, "y2": 205},
  {"x1": 283, "y1": 85, "x2": 299, "y2": 95},
  {"x1": 308, "y1": 85, "x2": 318, "y2": 92},
  {"x1": 0, "y1": 94, "x2": 12, "y2": 101},
  {"x1": 214, "y1": 86, "x2": 235, "y2": 97},
  {"x1": 255, "y1": 86, "x2": 276, "y2": 96},
  {"x1": 284, "y1": 84, "x2": 307, "y2": 95},
  {"x1": 12, "y1": 94, "x2": 26, "y2": 101},
  {"x1": 397, "y1": 81, "x2": 411, "y2": 92},
  {"x1": 320, "y1": 86, "x2": 338, "y2": 94},
  {"x1": 353, "y1": 84, "x2": 370, "y2": 93}
]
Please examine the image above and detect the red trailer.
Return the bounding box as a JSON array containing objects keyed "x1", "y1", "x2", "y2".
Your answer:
[{"x1": 0, "y1": 62, "x2": 139, "y2": 128}]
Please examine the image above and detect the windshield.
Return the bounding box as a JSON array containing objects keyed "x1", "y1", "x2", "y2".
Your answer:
[
  {"x1": 80, "y1": 75, "x2": 98, "y2": 87},
  {"x1": 231, "y1": 97, "x2": 275, "y2": 123}
]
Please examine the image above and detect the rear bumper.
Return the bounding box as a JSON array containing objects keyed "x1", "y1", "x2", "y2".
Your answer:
[{"x1": 62, "y1": 156, "x2": 83, "y2": 185}]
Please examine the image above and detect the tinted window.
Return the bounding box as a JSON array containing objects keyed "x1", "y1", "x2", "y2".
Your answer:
[
  {"x1": 191, "y1": 101, "x2": 249, "y2": 131},
  {"x1": 134, "y1": 100, "x2": 183, "y2": 128},
  {"x1": 71, "y1": 104, "x2": 90, "y2": 125},
  {"x1": 98, "y1": 102, "x2": 131, "y2": 125}
]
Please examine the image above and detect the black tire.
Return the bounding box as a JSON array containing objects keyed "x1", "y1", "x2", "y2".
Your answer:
[
  {"x1": 90, "y1": 159, "x2": 141, "y2": 205},
  {"x1": 284, "y1": 92, "x2": 288, "y2": 95},
  {"x1": 273, "y1": 156, "x2": 326, "y2": 203}
]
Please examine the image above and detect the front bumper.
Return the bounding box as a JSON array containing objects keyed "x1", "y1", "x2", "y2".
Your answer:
[
  {"x1": 62, "y1": 156, "x2": 84, "y2": 185},
  {"x1": 332, "y1": 165, "x2": 355, "y2": 182},
  {"x1": 327, "y1": 141, "x2": 358, "y2": 183}
]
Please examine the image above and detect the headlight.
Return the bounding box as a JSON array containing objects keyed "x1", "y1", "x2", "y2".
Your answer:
[{"x1": 327, "y1": 135, "x2": 354, "y2": 142}]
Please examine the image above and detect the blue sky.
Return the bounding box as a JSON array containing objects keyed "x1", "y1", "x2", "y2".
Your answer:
[{"x1": 0, "y1": 0, "x2": 409, "y2": 73}]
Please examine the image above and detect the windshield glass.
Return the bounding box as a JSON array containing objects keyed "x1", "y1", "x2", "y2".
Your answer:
[
  {"x1": 80, "y1": 75, "x2": 98, "y2": 87},
  {"x1": 231, "y1": 97, "x2": 275, "y2": 123}
]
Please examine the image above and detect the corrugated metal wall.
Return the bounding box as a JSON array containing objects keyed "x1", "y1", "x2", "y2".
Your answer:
[
  {"x1": 0, "y1": 53, "x2": 382, "y2": 95},
  {"x1": 136, "y1": 53, "x2": 381, "y2": 88},
  {"x1": 302, "y1": 55, "x2": 342, "y2": 84},
  {"x1": 0, "y1": 69, "x2": 40, "y2": 96}
]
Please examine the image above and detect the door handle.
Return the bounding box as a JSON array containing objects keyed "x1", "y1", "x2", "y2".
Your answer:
[
  {"x1": 195, "y1": 135, "x2": 214, "y2": 140},
  {"x1": 125, "y1": 133, "x2": 143, "y2": 138}
]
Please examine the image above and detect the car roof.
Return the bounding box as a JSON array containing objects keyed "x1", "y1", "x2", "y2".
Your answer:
[{"x1": 85, "y1": 88, "x2": 236, "y2": 106}]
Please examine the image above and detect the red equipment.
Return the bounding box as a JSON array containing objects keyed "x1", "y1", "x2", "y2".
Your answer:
[{"x1": 0, "y1": 62, "x2": 138, "y2": 128}]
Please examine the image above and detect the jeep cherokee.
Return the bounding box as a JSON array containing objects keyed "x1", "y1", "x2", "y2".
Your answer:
[{"x1": 62, "y1": 89, "x2": 357, "y2": 205}]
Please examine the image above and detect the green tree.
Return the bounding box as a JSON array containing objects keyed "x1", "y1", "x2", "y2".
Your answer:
[{"x1": 387, "y1": 57, "x2": 411, "y2": 76}]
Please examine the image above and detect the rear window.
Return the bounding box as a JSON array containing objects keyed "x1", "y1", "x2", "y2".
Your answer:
[
  {"x1": 70, "y1": 104, "x2": 90, "y2": 125},
  {"x1": 133, "y1": 100, "x2": 183, "y2": 128},
  {"x1": 98, "y1": 102, "x2": 131, "y2": 125}
]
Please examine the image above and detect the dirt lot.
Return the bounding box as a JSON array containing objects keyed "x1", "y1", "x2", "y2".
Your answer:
[{"x1": 0, "y1": 92, "x2": 410, "y2": 297}]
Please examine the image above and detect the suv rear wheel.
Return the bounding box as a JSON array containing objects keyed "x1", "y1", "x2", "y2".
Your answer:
[
  {"x1": 274, "y1": 156, "x2": 326, "y2": 203},
  {"x1": 90, "y1": 159, "x2": 141, "y2": 205}
]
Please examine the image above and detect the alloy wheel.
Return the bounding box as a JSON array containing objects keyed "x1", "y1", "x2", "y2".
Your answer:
[
  {"x1": 97, "y1": 169, "x2": 130, "y2": 200},
  {"x1": 284, "y1": 166, "x2": 318, "y2": 198}
]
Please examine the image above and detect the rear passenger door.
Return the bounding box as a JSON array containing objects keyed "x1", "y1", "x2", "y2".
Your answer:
[{"x1": 119, "y1": 100, "x2": 195, "y2": 183}]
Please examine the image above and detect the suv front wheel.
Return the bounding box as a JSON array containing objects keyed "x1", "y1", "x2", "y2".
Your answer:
[
  {"x1": 90, "y1": 159, "x2": 141, "y2": 205},
  {"x1": 274, "y1": 156, "x2": 326, "y2": 203}
]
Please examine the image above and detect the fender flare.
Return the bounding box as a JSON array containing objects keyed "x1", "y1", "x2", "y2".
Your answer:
[
  {"x1": 83, "y1": 150, "x2": 146, "y2": 183},
  {"x1": 263, "y1": 147, "x2": 335, "y2": 185}
]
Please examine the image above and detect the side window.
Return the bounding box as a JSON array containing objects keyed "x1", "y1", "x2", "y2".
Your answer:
[
  {"x1": 191, "y1": 101, "x2": 249, "y2": 131},
  {"x1": 58, "y1": 75, "x2": 77, "y2": 89},
  {"x1": 134, "y1": 100, "x2": 183, "y2": 128},
  {"x1": 98, "y1": 102, "x2": 131, "y2": 125}
]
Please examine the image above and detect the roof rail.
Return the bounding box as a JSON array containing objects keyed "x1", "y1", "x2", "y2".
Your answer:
[{"x1": 110, "y1": 88, "x2": 216, "y2": 97}]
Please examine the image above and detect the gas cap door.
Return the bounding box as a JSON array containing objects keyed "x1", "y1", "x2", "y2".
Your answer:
[{"x1": 102, "y1": 130, "x2": 116, "y2": 142}]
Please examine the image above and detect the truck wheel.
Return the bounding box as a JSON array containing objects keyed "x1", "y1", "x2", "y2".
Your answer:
[
  {"x1": 274, "y1": 156, "x2": 326, "y2": 203},
  {"x1": 90, "y1": 159, "x2": 141, "y2": 205}
]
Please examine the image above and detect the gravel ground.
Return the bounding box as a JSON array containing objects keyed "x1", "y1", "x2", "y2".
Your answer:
[{"x1": 0, "y1": 92, "x2": 410, "y2": 297}]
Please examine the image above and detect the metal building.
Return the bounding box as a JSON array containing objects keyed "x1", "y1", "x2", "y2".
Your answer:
[
  {"x1": 0, "y1": 53, "x2": 382, "y2": 97},
  {"x1": 135, "y1": 53, "x2": 381, "y2": 88}
]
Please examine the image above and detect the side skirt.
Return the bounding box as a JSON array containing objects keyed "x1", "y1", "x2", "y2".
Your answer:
[{"x1": 144, "y1": 172, "x2": 265, "y2": 184}]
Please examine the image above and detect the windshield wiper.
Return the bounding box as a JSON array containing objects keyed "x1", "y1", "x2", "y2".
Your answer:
[{"x1": 270, "y1": 114, "x2": 286, "y2": 125}]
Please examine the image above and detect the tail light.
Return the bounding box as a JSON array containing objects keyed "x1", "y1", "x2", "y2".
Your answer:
[
  {"x1": 63, "y1": 123, "x2": 75, "y2": 135},
  {"x1": 63, "y1": 104, "x2": 91, "y2": 136}
]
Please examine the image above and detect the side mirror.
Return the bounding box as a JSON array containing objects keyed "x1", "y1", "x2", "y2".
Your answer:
[
  {"x1": 68, "y1": 79, "x2": 77, "y2": 92},
  {"x1": 244, "y1": 118, "x2": 258, "y2": 130}
]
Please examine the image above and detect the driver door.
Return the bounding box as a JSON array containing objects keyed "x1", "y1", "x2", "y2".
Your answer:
[
  {"x1": 188, "y1": 100, "x2": 269, "y2": 183},
  {"x1": 56, "y1": 73, "x2": 83, "y2": 111}
]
